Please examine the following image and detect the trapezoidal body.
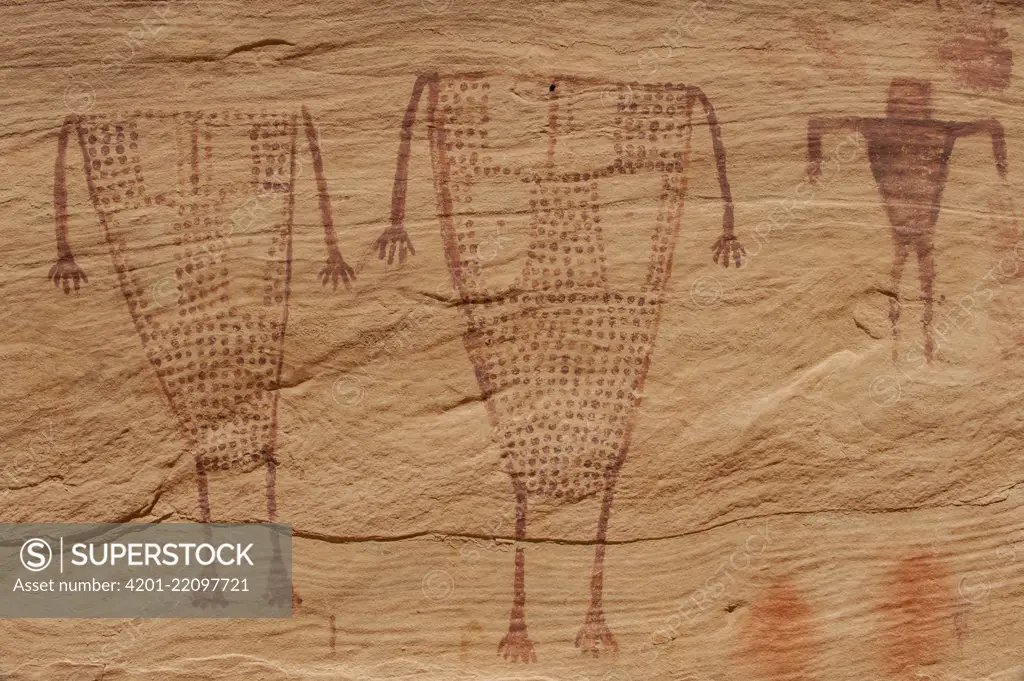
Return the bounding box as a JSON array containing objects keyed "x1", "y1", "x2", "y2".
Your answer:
[
  {"x1": 75, "y1": 111, "x2": 300, "y2": 475},
  {"x1": 429, "y1": 75, "x2": 697, "y2": 500}
]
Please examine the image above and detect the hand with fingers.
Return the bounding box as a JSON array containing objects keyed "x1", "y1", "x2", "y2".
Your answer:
[
  {"x1": 712, "y1": 235, "x2": 746, "y2": 268},
  {"x1": 807, "y1": 158, "x2": 824, "y2": 185},
  {"x1": 319, "y1": 249, "x2": 356, "y2": 290},
  {"x1": 49, "y1": 256, "x2": 88, "y2": 294},
  {"x1": 376, "y1": 226, "x2": 416, "y2": 266}
]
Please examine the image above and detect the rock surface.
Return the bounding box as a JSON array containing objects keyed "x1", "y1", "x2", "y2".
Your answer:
[{"x1": 2, "y1": 0, "x2": 1024, "y2": 679}]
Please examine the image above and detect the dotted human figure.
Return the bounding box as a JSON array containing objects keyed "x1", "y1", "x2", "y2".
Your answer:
[
  {"x1": 384, "y1": 72, "x2": 743, "y2": 661},
  {"x1": 49, "y1": 108, "x2": 353, "y2": 609}
]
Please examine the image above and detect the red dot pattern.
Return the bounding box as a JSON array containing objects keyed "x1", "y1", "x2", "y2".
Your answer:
[
  {"x1": 78, "y1": 112, "x2": 298, "y2": 474},
  {"x1": 81, "y1": 117, "x2": 147, "y2": 212},
  {"x1": 613, "y1": 83, "x2": 692, "y2": 175},
  {"x1": 440, "y1": 77, "x2": 692, "y2": 500}
]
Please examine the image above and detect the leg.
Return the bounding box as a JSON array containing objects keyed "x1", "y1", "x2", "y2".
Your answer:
[
  {"x1": 329, "y1": 614, "x2": 337, "y2": 655},
  {"x1": 575, "y1": 485, "x2": 618, "y2": 656},
  {"x1": 498, "y1": 485, "x2": 537, "y2": 662},
  {"x1": 265, "y1": 454, "x2": 278, "y2": 522},
  {"x1": 264, "y1": 452, "x2": 302, "y2": 611},
  {"x1": 889, "y1": 235, "x2": 912, "y2": 362},
  {"x1": 195, "y1": 456, "x2": 212, "y2": 522},
  {"x1": 916, "y1": 236, "x2": 937, "y2": 362},
  {"x1": 192, "y1": 457, "x2": 228, "y2": 608}
]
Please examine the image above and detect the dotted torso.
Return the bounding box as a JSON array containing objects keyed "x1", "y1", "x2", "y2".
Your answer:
[
  {"x1": 436, "y1": 77, "x2": 694, "y2": 499},
  {"x1": 78, "y1": 112, "x2": 298, "y2": 474}
]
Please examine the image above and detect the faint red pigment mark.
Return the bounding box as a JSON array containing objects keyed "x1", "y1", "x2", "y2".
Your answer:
[
  {"x1": 546, "y1": 86, "x2": 559, "y2": 167},
  {"x1": 936, "y1": 1, "x2": 1012, "y2": 93},
  {"x1": 877, "y1": 553, "x2": 954, "y2": 678},
  {"x1": 791, "y1": 18, "x2": 866, "y2": 83},
  {"x1": 953, "y1": 598, "x2": 969, "y2": 653},
  {"x1": 386, "y1": 71, "x2": 744, "y2": 662},
  {"x1": 745, "y1": 577, "x2": 817, "y2": 681},
  {"x1": 460, "y1": 620, "x2": 484, "y2": 661},
  {"x1": 991, "y1": 195, "x2": 1024, "y2": 280},
  {"x1": 808, "y1": 78, "x2": 1007, "y2": 363}
]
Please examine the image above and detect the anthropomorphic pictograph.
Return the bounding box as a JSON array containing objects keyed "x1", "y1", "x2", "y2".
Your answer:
[
  {"x1": 808, "y1": 78, "x2": 1006, "y2": 362},
  {"x1": 49, "y1": 107, "x2": 354, "y2": 608},
  {"x1": 384, "y1": 72, "x2": 743, "y2": 661}
]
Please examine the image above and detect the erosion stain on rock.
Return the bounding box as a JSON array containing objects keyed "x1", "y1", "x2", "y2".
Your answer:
[
  {"x1": 937, "y1": 12, "x2": 1012, "y2": 93},
  {"x1": 792, "y1": 17, "x2": 865, "y2": 83},
  {"x1": 460, "y1": 620, "x2": 483, "y2": 661},
  {"x1": 745, "y1": 577, "x2": 817, "y2": 681},
  {"x1": 877, "y1": 553, "x2": 954, "y2": 677}
]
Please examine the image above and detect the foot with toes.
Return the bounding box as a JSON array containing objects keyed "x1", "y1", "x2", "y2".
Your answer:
[
  {"x1": 498, "y1": 620, "x2": 537, "y2": 663},
  {"x1": 575, "y1": 608, "x2": 617, "y2": 657}
]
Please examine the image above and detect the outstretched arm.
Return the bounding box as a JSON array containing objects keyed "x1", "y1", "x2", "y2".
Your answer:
[
  {"x1": 953, "y1": 118, "x2": 1008, "y2": 179},
  {"x1": 50, "y1": 115, "x2": 88, "y2": 294},
  {"x1": 301, "y1": 106, "x2": 355, "y2": 290},
  {"x1": 687, "y1": 86, "x2": 744, "y2": 268},
  {"x1": 380, "y1": 73, "x2": 439, "y2": 265},
  {"x1": 807, "y1": 117, "x2": 861, "y2": 183}
]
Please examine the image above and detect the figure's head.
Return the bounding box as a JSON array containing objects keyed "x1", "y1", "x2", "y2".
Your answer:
[{"x1": 886, "y1": 78, "x2": 933, "y2": 119}]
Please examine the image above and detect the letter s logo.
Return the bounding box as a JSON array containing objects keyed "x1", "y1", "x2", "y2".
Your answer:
[{"x1": 21, "y1": 538, "x2": 53, "y2": 572}]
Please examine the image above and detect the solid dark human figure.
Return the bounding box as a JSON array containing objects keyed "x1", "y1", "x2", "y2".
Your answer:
[
  {"x1": 808, "y1": 78, "x2": 1006, "y2": 362},
  {"x1": 49, "y1": 107, "x2": 353, "y2": 608},
  {"x1": 385, "y1": 72, "x2": 743, "y2": 661}
]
